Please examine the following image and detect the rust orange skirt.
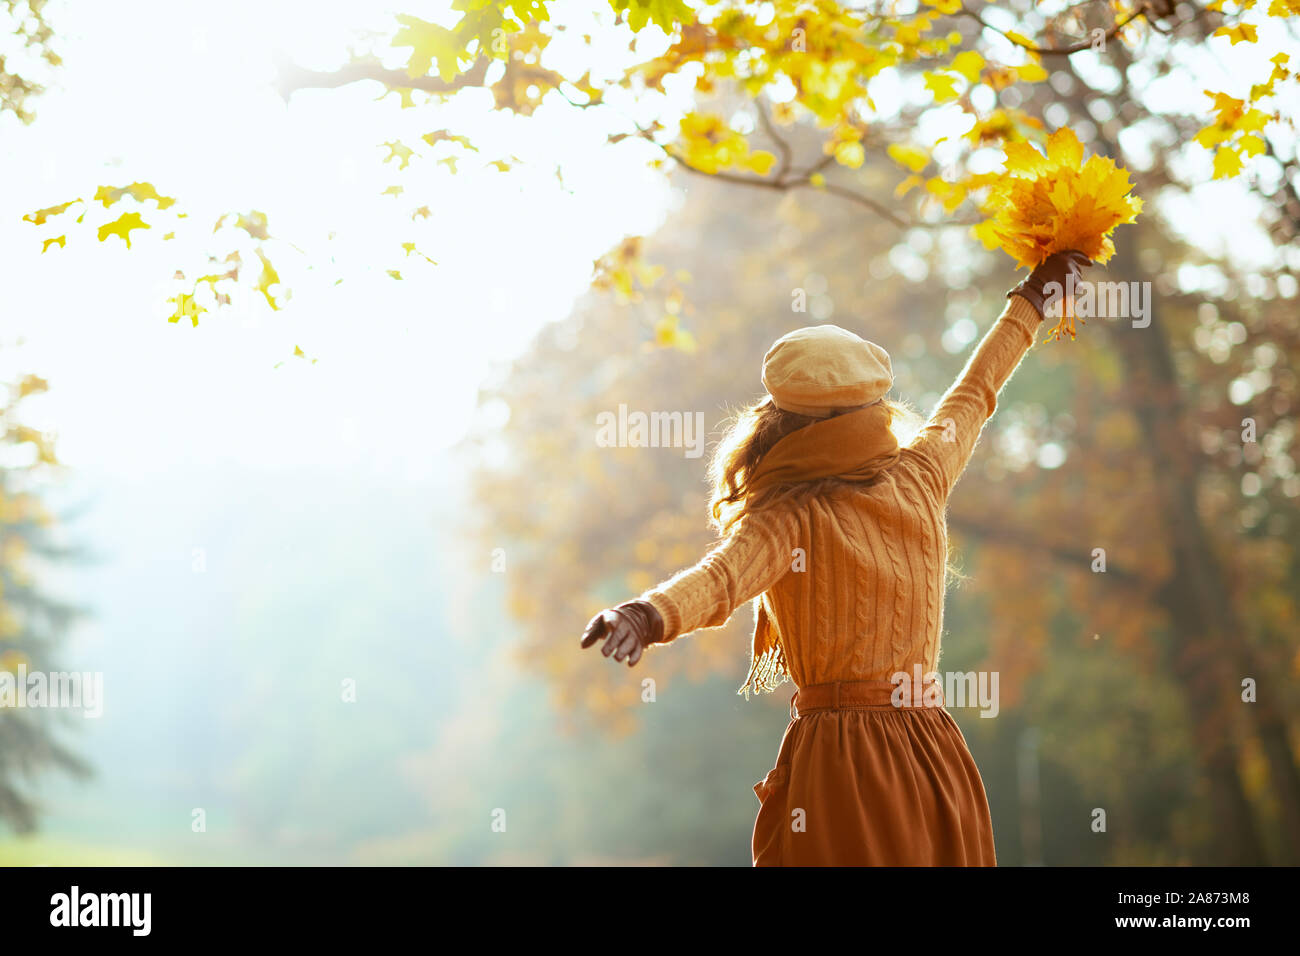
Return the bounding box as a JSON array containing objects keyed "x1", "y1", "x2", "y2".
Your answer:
[{"x1": 752, "y1": 679, "x2": 996, "y2": 866}]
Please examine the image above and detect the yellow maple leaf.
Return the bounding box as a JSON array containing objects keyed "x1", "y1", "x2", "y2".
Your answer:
[
  {"x1": 391, "y1": 14, "x2": 459, "y2": 81},
  {"x1": 97, "y1": 211, "x2": 150, "y2": 248},
  {"x1": 887, "y1": 143, "x2": 930, "y2": 172},
  {"x1": 924, "y1": 177, "x2": 968, "y2": 213},
  {"x1": 746, "y1": 150, "x2": 777, "y2": 175},
  {"x1": 23, "y1": 199, "x2": 80, "y2": 225},
  {"x1": 255, "y1": 249, "x2": 282, "y2": 309},
  {"x1": 94, "y1": 182, "x2": 176, "y2": 209},
  {"x1": 833, "y1": 140, "x2": 865, "y2": 168},
  {"x1": 383, "y1": 141, "x2": 415, "y2": 169},
  {"x1": 167, "y1": 292, "x2": 206, "y2": 327},
  {"x1": 1213, "y1": 145, "x2": 1244, "y2": 178},
  {"x1": 1015, "y1": 61, "x2": 1049, "y2": 83},
  {"x1": 1239, "y1": 133, "x2": 1268, "y2": 156},
  {"x1": 676, "y1": 111, "x2": 779, "y2": 176},
  {"x1": 949, "y1": 51, "x2": 985, "y2": 83},
  {"x1": 923, "y1": 71, "x2": 960, "y2": 102},
  {"x1": 1213, "y1": 23, "x2": 1258, "y2": 44}
]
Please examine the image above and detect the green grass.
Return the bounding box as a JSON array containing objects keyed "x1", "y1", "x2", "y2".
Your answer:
[{"x1": 0, "y1": 836, "x2": 173, "y2": 867}]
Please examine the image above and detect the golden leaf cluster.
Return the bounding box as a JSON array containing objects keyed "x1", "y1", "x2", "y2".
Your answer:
[{"x1": 974, "y1": 128, "x2": 1143, "y2": 272}]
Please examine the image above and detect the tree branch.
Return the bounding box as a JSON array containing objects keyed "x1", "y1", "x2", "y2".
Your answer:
[
  {"x1": 754, "y1": 96, "x2": 794, "y2": 181},
  {"x1": 274, "y1": 54, "x2": 490, "y2": 100},
  {"x1": 956, "y1": 3, "x2": 1150, "y2": 56},
  {"x1": 948, "y1": 516, "x2": 1148, "y2": 584}
]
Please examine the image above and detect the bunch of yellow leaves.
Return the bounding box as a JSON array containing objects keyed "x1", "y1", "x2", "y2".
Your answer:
[{"x1": 973, "y1": 127, "x2": 1143, "y2": 342}]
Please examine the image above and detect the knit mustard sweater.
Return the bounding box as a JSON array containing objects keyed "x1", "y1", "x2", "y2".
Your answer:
[{"x1": 641, "y1": 295, "x2": 1043, "y2": 695}]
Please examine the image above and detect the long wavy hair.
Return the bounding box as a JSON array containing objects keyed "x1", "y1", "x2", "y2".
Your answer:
[{"x1": 707, "y1": 395, "x2": 919, "y2": 536}]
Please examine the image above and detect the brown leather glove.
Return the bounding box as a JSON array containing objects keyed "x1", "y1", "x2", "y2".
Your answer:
[
  {"x1": 1007, "y1": 250, "x2": 1093, "y2": 318},
  {"x1": 580, "y1": 600, "x2": 664, "y2": 667}
]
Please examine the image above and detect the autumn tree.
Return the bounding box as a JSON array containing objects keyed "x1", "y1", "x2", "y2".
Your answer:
[
  {"x1": 0, "y1": 373, "x2": 89, "y2": 831},
  {"x1": 10, "y1": 0, "x2": 1300, "y2": 861}
]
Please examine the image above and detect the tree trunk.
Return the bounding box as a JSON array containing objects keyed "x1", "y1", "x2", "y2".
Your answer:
[
  {"x1": 1107, "y1": 236, "x2": 1267, "y2": 864},
  {"x1": 1053, "y1": 36, "x2": 1278, "y2": 862}
]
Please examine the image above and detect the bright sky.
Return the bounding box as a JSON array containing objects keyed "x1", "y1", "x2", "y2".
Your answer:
[
  {"x1": 1, "y1": 1, "x2": 1295, "y2": 483},
  {"x1": 0, "y1": 0, "x2": 671, "y2": 481}
]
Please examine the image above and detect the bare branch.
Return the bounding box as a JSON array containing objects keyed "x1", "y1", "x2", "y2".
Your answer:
[{"x1": 274, "y1": 54, "x2": 491, "y2": 100}]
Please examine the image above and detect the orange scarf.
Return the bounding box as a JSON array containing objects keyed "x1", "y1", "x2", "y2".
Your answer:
[
  {"x1": 740, "y1": 402, "x2": 902, "y2": 697},
  {"x1": 748, "y1": 402, "x2": 900, "y2": 495}
]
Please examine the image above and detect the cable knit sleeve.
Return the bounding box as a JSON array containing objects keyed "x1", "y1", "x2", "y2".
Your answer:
[
  {"x1": 906, "y1": 294, "x2": 1043, "y2": 499},
  {"x1": 639, "y1": 505, "x2": 801, "y2": 644}
]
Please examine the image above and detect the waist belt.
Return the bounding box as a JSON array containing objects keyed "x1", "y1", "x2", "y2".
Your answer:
[{"x1": 790, "y1": 679, "x2": 946, "y2": 719}]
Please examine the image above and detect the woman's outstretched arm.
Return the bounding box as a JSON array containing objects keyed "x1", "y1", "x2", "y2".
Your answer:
[
  {"x1": 641, "y1": 506, "x2": 800, "y2": 643},
  {"x1": 907, "y1": 251, "x2": 1090, "y2": 498},
  {"x1": 582, "y1": 505, "x2": 800, "y2": 666}
]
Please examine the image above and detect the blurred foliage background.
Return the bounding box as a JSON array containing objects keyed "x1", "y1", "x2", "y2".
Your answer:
[
  {"x1": 1, "y1": 0, "x2": 1298, "y2": 865},
  {"x1": 472, "y1": 141, "x2": 1300, "y2": 865}
]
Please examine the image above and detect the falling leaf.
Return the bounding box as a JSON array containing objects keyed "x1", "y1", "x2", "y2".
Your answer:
[{"x1": 41, "y1": 236, "x2": 65, "y2": 253}]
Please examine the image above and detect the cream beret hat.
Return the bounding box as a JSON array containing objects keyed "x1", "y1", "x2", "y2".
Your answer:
[{"x1": 761, "y1": 324, "x2": 893, "y2": 418}]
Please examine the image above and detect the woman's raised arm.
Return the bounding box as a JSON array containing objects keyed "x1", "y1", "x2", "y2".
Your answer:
[{"x1": 907, "y1": 251, "x2": 1090, "y2": 498}]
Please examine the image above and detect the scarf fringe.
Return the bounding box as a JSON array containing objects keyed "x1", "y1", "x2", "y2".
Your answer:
[{"x1": 738, "y1": 643, "x2": 788, "y2": 699}]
